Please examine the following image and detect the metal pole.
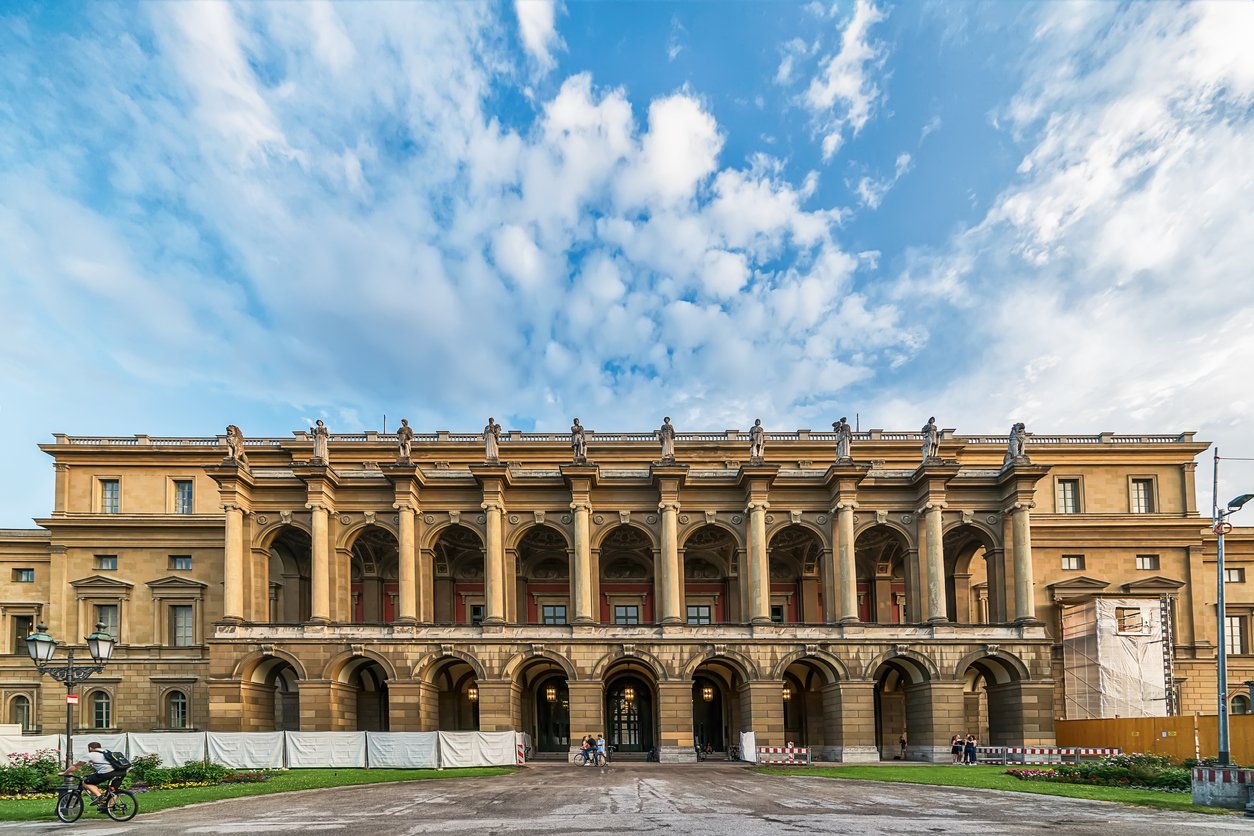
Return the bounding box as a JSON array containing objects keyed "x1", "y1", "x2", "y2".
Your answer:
[
  {"x1": 1215, "y1": 448, "x2": 1231, "y2": 766},
  {"x1": 65, "y1": 650, "x2": 75, "y2": 771}
]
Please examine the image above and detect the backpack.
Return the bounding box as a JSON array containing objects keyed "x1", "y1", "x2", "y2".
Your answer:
[{"x1": 103, "y1": 750, "x2": 131, "y2": 770}]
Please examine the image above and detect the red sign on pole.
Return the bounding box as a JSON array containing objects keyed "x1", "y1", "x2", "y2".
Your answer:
[{"x1": 65, "y1": 694, "x2": 79, "y2": 705}]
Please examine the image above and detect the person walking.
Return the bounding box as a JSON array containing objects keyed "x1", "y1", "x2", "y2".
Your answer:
[
  {"x1": 950, "y1": 734, "x2": 963, "y2": 765},
  {"x1": 596, "y1": 734, "x2": 608, "y2": 767},
  {"x1": 963, "y1": 734, "x2": 978, "y2": 766},
  {"x1": 898, "y1": 733, "x2": 907, "y2": 761}
]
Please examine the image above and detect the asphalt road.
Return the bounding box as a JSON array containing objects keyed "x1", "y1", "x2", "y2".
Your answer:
[{"x1": 2, "y1": 763, "x2": 1251, "y2": 835}]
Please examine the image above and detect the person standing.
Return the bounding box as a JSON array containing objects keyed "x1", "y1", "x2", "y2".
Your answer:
[
  {"x1": 898, "y1": 733, "x2": 907, "y2": 760},
  {"x1": 951, "y1": 734, "x2": 963, "y2": 764},
  {"x1": 596, "y1": 734, "x2": 608, "y2": 767},
  {"x1": 964, "y1": 734, "x2": 978, "y2": 765}
]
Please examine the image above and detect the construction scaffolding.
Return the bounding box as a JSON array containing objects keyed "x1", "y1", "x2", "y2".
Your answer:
[{"x1": 1061, "y1": 596, "x2": 1172, "y2": 719}]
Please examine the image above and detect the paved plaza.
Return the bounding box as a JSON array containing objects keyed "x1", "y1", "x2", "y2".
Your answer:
[{"x1": 2, "y1": 763, "x2": 1250, "y2": 835}]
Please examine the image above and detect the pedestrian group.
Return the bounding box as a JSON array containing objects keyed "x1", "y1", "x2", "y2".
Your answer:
[
  {"x1": 950, "y1": 733, "x2": 979, "y2": 765},
  {"x1": 577, "y1": 734, "x2": 608, "y2": 767}
]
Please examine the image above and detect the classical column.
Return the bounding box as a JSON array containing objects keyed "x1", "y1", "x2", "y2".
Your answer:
[
  {"x1": 1011, "y1": 501, "x2": 1037, "y2": 622},
  {"x1": 223, "y1": 504, "x2": 245, "y2": 622},
  {"x1": 835, "y1": 502, "x2": 858, "y2": 623},
  {"x1": 482, "y1": 500, "x2": 506, "y2": 625},
  {"x1": 747, "y1": 501, "x2": 770, "y2": 624},
  {"x1": 308, "y1": 502, "x2": 331, "y2": 623},
  {"x1": 923, "y1": 502, "x2": 947, "y2": 623},
  {"x1": 394, "y1": 503, "x2": 418, "y2": 624},
  {"x1": 658, "y1": 501, "x2": 682, "y2": 624},
  {"x1": 571, "y1": 501, "x2": 595, "y2": 624}
]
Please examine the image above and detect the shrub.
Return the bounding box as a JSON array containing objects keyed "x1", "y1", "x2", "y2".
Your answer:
[
  {"x1": 0, "y1": 749, "x2": 64, "y2": 795},
  {"x1": 128, "y1": 753, "x2": 163, "y2": 783},
  {"x1": 169, "y1": 761, "x2": 230, "y2": 784}
]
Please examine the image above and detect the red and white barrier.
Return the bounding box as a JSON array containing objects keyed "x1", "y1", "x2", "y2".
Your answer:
[
  {"x1": 756, "y1": 746, "x2": 811, "y2": 765},
  {"x1": 976, "y1": 745, "x2": 1122, "y2": 765},
  {"x1": 517, "y1": 742, "x2": 526, "y2": 765}
]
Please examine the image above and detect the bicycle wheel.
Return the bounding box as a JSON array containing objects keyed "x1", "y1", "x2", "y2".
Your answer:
[
  {"x1": 55, "y1": 791, "x2": 83, "y2": 823},
  {"x1": 105, "y1": 790, "x2": 138, "y2": 822}
]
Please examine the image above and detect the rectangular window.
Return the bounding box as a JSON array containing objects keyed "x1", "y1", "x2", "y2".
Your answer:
[
  {"x1": 173, "y1": 480, "x2": 194, "y2": 514},
  {"x1": 169, "y1": 555, "x2": 193, "y2": 571},
  {"x1": 12, "y1": 568, "x2": 34, "y2": 583},
  {"x1": 12, "y1": 615, "x2": 33, "y2": 656},
  {"x1": 614, "y1": 605, "x2": 639, "y2": 625},
  {"x1": 770, "y1": 604, "x2": 785, "y2": 623},
  {"x1": 94, "y1": 555, "x2": 117, "y2": 571},
  {"x1": 1061, "y1": 555, "x2": 1085, "y2": 571},
  {"x1": 469, "y1": 604, "x2": 485, "y2": 626},
  {"x1": 541, "y1": 604, "x2": 567, "y2": 625},
  {"x1": 169, "y1": 605, "x2": 194, "y2": 647},
  {"x1": 1226, "y1": 568, "x2": 1247, "y2": 584},
  {"x1": 100, "y1": 480, "x2": 120, "y2": 514},
  {"x1": 1057, "y1": 479, "x2": 1081, "y2": 514},
  {"x1": 1226, "y1": 615, "x2": 1246, "y2": 655},
  {"x1": 95, "y1": 604, "x2": 119, "y2": 640},
  {"x1": 92, "y1": 693, "x2": 111, "y2": 729},
  {"x1": 1135, "y1": 554, "x2": 1160, "y2": 571},
  {"x1": 1115, "y1": 606, "x2": 1145, "y2": 635},
  {"x1": 1131, "y1": 478, "x2": 1155, "y2": 514},
  {"x1": 686, "y1": 605, "x2": 712, "y2": 625}
]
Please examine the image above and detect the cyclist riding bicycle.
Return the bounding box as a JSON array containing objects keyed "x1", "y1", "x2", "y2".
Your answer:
[{"x1": 60, "y1": 742, "x2": 128, "y2": 807}]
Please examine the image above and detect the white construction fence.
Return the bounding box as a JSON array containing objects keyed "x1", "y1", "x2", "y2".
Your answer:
[{"x1": 0, "y1": 731, "x2": 528, "y2": 770}]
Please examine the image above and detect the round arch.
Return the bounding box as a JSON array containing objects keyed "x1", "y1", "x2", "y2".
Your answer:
[
  {"x1": 765, "y1": 519, "x2": 831, "y2": 550},
  {"x1": 681, "y1": 648, "x2": 760, "y2": 682},
  {"x1": 414, "y1": 650, "x2": 488, "y2": 684},
  {"x1": 234, "y1": 649, "x2": 309, "y2": 683},
  {"x1": 254, "y1": 520, "x2": 314, "y2": 551},
  {"x1": 941, "y1": 518, "x2": 1000, "y2": 549},
  {"x1": 508, "y1": 521, "x2": 573, "y2": 552},
  {"x1": 592, "y1": 649, "x2": 670, "y2": 682},
  {"x1": 770, "y1": 650, "x2": 849, "y2": 684},
  {"x1": 679, "y1": 520, "x2": 745, "y2": 551},
  {"x1": 593, "y1": 521, "x2": 660, "y2": 552},
  {"x1": 954, "y1": 649, "x2": 1030, "y2": 685},
  {"x1": 421, "y1": 518, "x2": 487, "y2": 552},
  {"x1": 322, "y1": 649, "x2": 399, "y2": 684},
  {"x1": 338, "y1": 518, "x2": 401, "y2": 551},
  {"x1": 864, "y1": 648, "x2": 939, "y2": 684},
  {"x1": 501, "y1": 648, "x2": 579, "y2": 682},
  {"x1": 852, "y1": 519, "x2": 917, "y2": 550}
]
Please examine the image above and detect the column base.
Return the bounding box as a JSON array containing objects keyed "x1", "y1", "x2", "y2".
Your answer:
[
  {"x1": 220, "y1": 615, "x2": 244, "y2": 625},
  {"x1": 306, "y1": 616, "x2": 330, "y2": 625},
  {"x1": 839, "y1": 616, "x2": 861, "y2": 625},
  {"x1": 573, "y1": 617, "x2": 598, "y2": 626},
  {"x1": 927, "y1": 616, "x2": 949, "y2": 625},
  {"x1": 660, "y1": 617, "x2": 683, "y2": 626},
  {"x1": 837, "y1": 745, "x2": 880, "y2": 763},
  {"x1": 657, "y1": 746, "x2": 698, "y2": 764},
  {"x1": 1014, "y1": 616, "x2": 1042, "y2": 626},
  {"x1": 482, "y1": 617, "x2": 506, "y2": 626},
  {"x1": 393, "y1": 616, "x2": 417, "y2": 626},
  {"x1": 750, "y1": 616, "x2": 772, "y2": 626}
]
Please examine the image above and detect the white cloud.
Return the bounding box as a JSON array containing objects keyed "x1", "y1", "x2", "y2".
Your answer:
[
  {"x1": 883, "y1": 1, "x2": 1254, "y2": 519},
  {"x1": 802, "y1": 0, "x2": 887, "y2": 160},
  {"x1": 515, "y1": 0, "x2": 563, "y2": 73},
  {"x1": 616, "y1": 92, "x2": 724, "y2": 209},
  {"x1": 852, "y1": 151, "x2": 912, "y2": 209}
]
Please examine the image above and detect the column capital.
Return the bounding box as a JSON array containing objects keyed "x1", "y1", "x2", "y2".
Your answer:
[
  {"x1": 1009, "y1": 500, "x2": 1037, "y2": 513},
  {"x1": 481, "y1": 500, "x2": 505, "y2": 514},
  {"x1": 221, "y1": 502, "x2": 248, "y2": 514},
  {"x1": 570, "y1": 501, "x2": 592, "y2": 513},
  {"x1": 745, "y1": 501, "x2": 770, "y2": 513},
  {"x1": 916, "y1": 500, "x2": 947, "y2": 514},
  {"x1": 832, "y1": 501, "x2": 858, "y2": 513},
  {"x1": 658, "y1": 501, "x2": 681, "y2": 513},
  {"x1": 393, "y1": 501, "x2": 418, "y2": 513},
  {"x1": 305, "y1": 501, "x2": 330, "y2": 512}
]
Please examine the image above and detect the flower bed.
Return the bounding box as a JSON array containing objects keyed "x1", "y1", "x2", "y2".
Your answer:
[
  {"x1": 1005, "y1": 753, "x2": 1191, "y2": 793},
  {"x1": 0, "y1": 751, "x2": 272, "y2": 800}
]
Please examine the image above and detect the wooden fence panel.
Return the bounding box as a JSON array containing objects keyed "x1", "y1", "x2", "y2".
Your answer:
[{"x1": 1056, "y1": 714, "x2": 1254, "y2": 764}]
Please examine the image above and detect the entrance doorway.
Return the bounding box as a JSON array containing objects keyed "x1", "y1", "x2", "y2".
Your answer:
[
  {"x1": 605, "y1": 676, "x2": 653, "y2": 753},
  {"x1": 692, "y1": 676, "x2": 724, "y2": 752},
  {"x1": 535, "y1": 676, "x2": 570, "y2": 753}
]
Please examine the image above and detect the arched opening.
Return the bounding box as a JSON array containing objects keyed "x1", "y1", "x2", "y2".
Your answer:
[
  {"x1": 1234, "y1": 695, "x2": 1251, "y2": 716},
  {"x1": 165, "y1": 690, "x2": 189, "y2": 729},
  {"x1": 349, "y1": 527, "x2": 400, "y2": 624},
  {"x1": 604, "y1": 661, "x2": 657, "y2": 755},
  {"x1": 430, "y1": 657, "x2": 480, "y2": 731},
  {"x1": 692, "y1": 659, "x2": 745, "y2": 754},
  {"x1": 599, "y1": 526, "x2": 655, "y2": 625},
  {"x1": 338, "y1": 658, "x2": 390, "y2": 731},
  {"x1": 855, "y1": 526, "x2": 909, "y2": 624},
  {"x1": 432, "y1": 526, "x2": 485, "y2": 625},
  {"x1": 781, "y1": 657, "x2": 840, "y2": 756},
  {"x1": 88, "y1": 690, "x2": 111, "y2": 729},
  {"x1": 9, "y1": 695, "x2": 31, "y2": 731},
  {"x1": 768, "y1": 526, "x2": 824, "y2": 623},
  {"x1": 246, "y1": 656, "x2": 301, "y2": 731},
  {"x1": 944, "y1": 525, "x2": 997, "y2": 624},
  {"x1": 517, "y1": 526, "x2": 571, "y2": 625},
  {"x1": 515, "y1": 656, "x2": 573, "y2": 754},
  {"x1": 268, "y1": 526, "x2": 312, "y2": 623},
  {"x1": 682, "y1": 526, "x2": 739, "y2": 624},
  {"x1": 961, "y1": 654, "x2": 1028, "y2": 746},
  {"x1": 872, "y1": 656, "x2": 931, "y2": 760}
]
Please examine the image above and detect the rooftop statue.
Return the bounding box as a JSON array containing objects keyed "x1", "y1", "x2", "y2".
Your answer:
[
  {"x1": 749, "y1": 419, "x2": 765, "y2": 463},
  {"x1": 922, "y1": 416, "x2": 940, "y2": 462},
  {"x1": 224, "y1": 425, "x2": 249, "y2": 467},
  {"x1": 310, "y1": 419, "x2": 330, "y2": 463},
  {"x1": 396, "y1": 418, "x2": 414, "y2": 463},
  {"x1": 483, "y1": 417, "x2": 502, "y2": 463},
  {"x1": 571, "y1": 418, "x2": 587, "y2": 464},
  {"x1": 833, "y1": 417, "x2": 852, "y2": 462},
  {"x1": 657, "y1": 417, "x2": 676, "y2": 463}
]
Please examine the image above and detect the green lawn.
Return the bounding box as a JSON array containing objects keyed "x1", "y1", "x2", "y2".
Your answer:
[
  {"x1": 756, "y1": 765, "x2": 1233, "y2": 815},
  {"x1": 0, "y1": 767, "x2": 514, "y2": 822}
]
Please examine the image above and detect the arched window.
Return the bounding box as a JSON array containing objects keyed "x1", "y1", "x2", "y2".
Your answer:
[
  {"x1": 166, "y1": 690, "x2": 188, "y2": 729},
  {"x1": 90, "y1": 691, "x2": 111, "y2": 729},
  {"x1": 1233, "y1": 695, "x2": 1251, "y2": 715},
  {"x1": 9, "y1": 695, "x2": 31, "y2": 731}
]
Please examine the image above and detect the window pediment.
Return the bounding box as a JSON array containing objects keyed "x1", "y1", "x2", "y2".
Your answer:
[{"x1": 69, "y1": 575, "x2": 134, "y2": 592}]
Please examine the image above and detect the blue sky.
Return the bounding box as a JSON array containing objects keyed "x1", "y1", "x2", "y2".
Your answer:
[{"x1": 2, "y1": 0, "x2": 1253, "y2": 526}]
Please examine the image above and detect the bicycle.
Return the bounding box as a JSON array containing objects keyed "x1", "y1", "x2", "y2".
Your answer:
[{"x1": 56, "y1": 775, "x2": 138, "y2": 823}]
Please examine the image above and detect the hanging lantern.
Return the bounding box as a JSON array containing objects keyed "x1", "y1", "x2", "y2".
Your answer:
[
  {"x1": 623, "y1": 685, "x2": 635, "y2": 702},
  {"x1": 701, "y1": 685, "x2": 714, "y2": 702},
  {"x1": 467, "y1": 684, "x2": 479, "y2": 703},
  {"x1": 545, "y1": 684, "x2": 558, "y2": 702},
  {"x1": 782, "y1": 685, "x2": 792, "y2": 702}
]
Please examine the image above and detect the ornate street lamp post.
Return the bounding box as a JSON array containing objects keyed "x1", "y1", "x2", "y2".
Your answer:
[{"x1": 24, "y1": 623, "x2": 116, "y2": 770}]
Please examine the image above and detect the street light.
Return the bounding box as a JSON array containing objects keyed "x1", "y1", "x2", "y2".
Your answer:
[
  {"x1": 25, "y1": 623, "x2": 116, "y2": 770},
  {"x1": 1215, "y1": 489, "x2": 1252, "y2": 766}
]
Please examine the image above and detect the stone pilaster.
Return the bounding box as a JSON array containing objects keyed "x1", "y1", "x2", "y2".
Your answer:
[
  {"x1": 383, "y1": 465, "x2": 426, "y2": 625},
  {"x1": 651, "y1": 464, "x2": 688, "y2": 625},
  {"x1": 204, "y1": 464, "x2": 256, "y2": 623},
  {"x1": 922, "y1": 501, "x2": 947, "y2": 623},
  {"x1": 476, "y1": 680, "x2": 515, "y2": 732},
  {"x1": 832, "y1": 680, "x2": 879, "y2": 762},
  {"x1": 739, "y1": 680, "x2": 785, "y2": 747},
  {"x1": 567, "y1": 681, "x2": 604, "y2": 757},
  {"x1": 825, "y1": 463, "x2": 869, "y2": 624},
  {"x1": 293, "y1": 463, "x2": 339, "y2": 624},
  {"x1": 562, "y1": 465, "x2": 599, "y2": 624},
  {"x1": 385, "y1": 679, "x2": 426, "y2": 731},
  {"x1": 657, "y1": 681, "x2": 697, "y2": 762},
  {"x1": 904, "y1": 680, "x2": 966, "y2": 762},
  {"x1": 471, "y1": 465, "x2": 512, "y2": 626},
  {"x1": 998, "y1": 463, "x2": 1048, "y2": 624}
]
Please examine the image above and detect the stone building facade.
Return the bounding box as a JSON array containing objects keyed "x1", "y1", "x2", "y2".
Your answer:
[{"x1": 0, "y1": 425, "x2": 1250, "y2": 762}]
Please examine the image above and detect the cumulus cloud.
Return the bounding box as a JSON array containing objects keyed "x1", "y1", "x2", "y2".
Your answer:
[
  {"x1": 515, "y1": 0, "x2": 563, "y2": 73},
  {"x1": 802, "y1": 0, "x2": 888, "y2": 160}
]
